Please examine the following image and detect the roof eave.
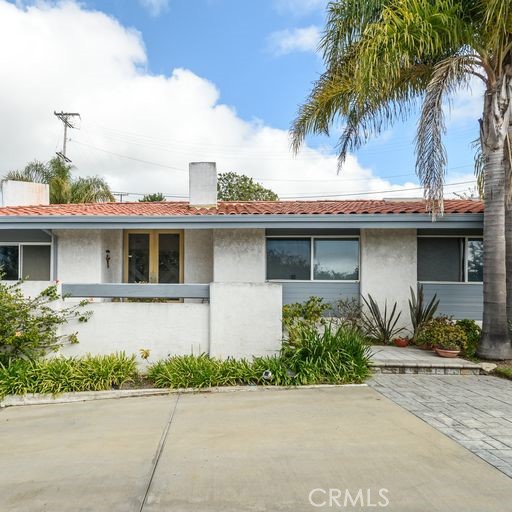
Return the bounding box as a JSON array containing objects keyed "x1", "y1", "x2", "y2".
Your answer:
[{"x1": 0, "y1": 213, "x2": 484, "y2": 230}]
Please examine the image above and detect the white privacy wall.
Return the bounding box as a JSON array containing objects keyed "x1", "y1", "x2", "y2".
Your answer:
[
  {"x1": 360, "y1": 229, "x2": 417, "y2": 330},
  {"x1": 209, "y1": 282, "x2": 282, "y2": 359},
  {"x1": 213, "y1": 228, "x2": 266, "y2": 282},
  {"x1": 60, "y1": 302, "x2": 210, "y2": 362}
]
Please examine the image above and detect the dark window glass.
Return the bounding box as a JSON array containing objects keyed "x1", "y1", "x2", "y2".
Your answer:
[
  {"x1": 22, "y1": 245, "x2": 51, "y2": 281},
  {"x1": 266, "y1": 239, "x2": 311, "y2": 280},
  {"x1": 0, "y1": 246, "x2": 19, "y2": 280},
  {"x1": 417, "y1": 238, "x2": 463, "y2": 282},
  {"x1": 467, "y1": 238, "x2": 483, "y2": 282},
  {"x1": 158, "y1": 234, "x2": 180, "y2": 283},
  {"x1": 314, "y1": 239, "x2": 359, "y2": 280},
  {"x1": 128, "y1": 233, "x2": 150, "y2": 283}
]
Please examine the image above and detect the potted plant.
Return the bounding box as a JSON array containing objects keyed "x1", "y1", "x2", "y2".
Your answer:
[
  {"x1": 416, "y1": 317, "x2": 468, "y2": 358},
  {"x1": 393, "y1": 337, "x2": 409, "y2": 348}
]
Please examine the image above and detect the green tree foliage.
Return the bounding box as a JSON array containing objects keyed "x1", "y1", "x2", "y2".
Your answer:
[
  {"x1": 0, "y1": 281, "x2": 91, "y2": 366},
  {"x1": 291, "y1": 0, "x2": 512, "y2": 359},
  {"x1": 217, "y1": 172, "x2": 278, "y2": 201},
  {"x1": 139, "y1": 192, "x2": 166, "y2": 202},
  {"x1": 3, "y1": 157, "x2": 114, "y2": 204}
]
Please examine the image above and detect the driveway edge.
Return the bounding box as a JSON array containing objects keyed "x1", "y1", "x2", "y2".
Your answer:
[{"x1": 0, "y1": 383, "x2": 368, "y2": 408}]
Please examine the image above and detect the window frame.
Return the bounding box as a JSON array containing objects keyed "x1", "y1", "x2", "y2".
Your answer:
[
  {"x1": 0, "y1": 242, "x2": 53, "y2": 281},
  {"x1": 417, "y1": 235, "x2": 483, "y2": 284},
  {"x1": 265, "y1": 235, "x2": 360, "y2": 283}
]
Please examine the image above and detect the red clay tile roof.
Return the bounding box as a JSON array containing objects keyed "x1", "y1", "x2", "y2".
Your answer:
[{"x1": 0, "y1": 199, "x2": 483, "y2": 217}]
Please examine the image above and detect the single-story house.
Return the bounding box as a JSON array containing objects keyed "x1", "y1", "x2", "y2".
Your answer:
[{"x1": 0, "y1": 162, "x2": 484, "y2": 360}]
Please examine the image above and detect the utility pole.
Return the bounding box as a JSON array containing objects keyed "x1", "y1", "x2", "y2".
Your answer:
[{"x1": 54, "y1": 111, "x2": 80, "y2": 162}]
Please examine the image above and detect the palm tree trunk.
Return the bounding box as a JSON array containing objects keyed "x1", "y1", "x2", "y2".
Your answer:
[
  {"x1": 478, "y1": 141, "x2": 512, "y2": 359},
  {"x1": 506, "y1": 134, "x2": 512, "y2": 335}
]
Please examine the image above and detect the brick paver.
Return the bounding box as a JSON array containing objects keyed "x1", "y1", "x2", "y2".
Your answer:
[{"x1": 369, "y1": 374, "x2": 512, "y2": 478}]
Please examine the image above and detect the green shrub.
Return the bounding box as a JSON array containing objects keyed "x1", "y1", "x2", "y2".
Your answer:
[
  {"x1": 148, "y1": 325, "x2": 372, "y2": 389},
  {"x1": 495, "y1": 367, "x2": 512, "y2": 380},
  {"x1": 361, "y1": 294, "x2": 404, "y2": 344},
  {"x1": 0, "y1": 353, "x2": 137, "y2": 397},
  {"x1": 331, "y1": 298, "x2": 364, "y2": 330},
  {"x1": 281, "y1": 323, "x2": 373, "y2": 384},
  {"x1": 0, "y1": 281, "x2": 91, "y2": 365},
  {"x1": 283, "y1": 296, "x2": 329, "y2": 343},
  {"x1": 416, "y1": 317, "x2": 468, "y2": 351},
  {"x1": 455, "y1": 319, "x2": 481, "y2": 358}
]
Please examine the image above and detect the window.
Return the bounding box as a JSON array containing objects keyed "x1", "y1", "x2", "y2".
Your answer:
[
  {"x1": 266, "y1": 237, "x2": 359, "y2": 281},
  {"x1": 467, "y1": 238, "x2": 483, "y2": 282},
  {"x1": 417, "y1": 237, "x2": 483, "y2": 283},
  {"x1": 0, "y1": 244, "x2": 51, "y2": 281}
]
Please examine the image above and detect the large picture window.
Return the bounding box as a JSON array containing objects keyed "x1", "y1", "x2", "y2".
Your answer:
[
  {"x1": 417, "y1": 237, "x2": 483, "y2": 283},
  {"x1": 266, "y1": 237, "x2": 359, "y2": 281},
  {"x1": 0, "y1": 244, "x2": 51, "y2": 281}
]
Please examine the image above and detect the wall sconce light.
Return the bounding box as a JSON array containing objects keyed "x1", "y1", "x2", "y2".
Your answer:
[{"x1": 105, "y1": 249, "x2": 111, "y2": 269}]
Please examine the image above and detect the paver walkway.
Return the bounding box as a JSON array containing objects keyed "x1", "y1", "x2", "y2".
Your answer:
[{"x1": 370, "y1": 374, "x2": 512, "y2": 478}]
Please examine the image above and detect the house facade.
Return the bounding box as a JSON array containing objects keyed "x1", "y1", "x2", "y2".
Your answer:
[{"x1": 0, "y1": 162, "x2": 484, "y2": 360}]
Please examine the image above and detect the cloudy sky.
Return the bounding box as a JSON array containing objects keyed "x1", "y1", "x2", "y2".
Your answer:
[{"x1": 0, "y1": 0, "x2": 480, "y2": 201}]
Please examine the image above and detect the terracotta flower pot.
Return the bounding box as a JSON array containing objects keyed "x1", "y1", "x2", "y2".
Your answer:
[
  {"x1": 393, "y1": 337, "x2": 409, "y2": 348},
  {"x1": 434, "y1": 347, "x2": 460, "y2": 358}
]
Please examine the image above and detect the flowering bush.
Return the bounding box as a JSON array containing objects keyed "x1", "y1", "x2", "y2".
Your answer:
[{"x1": 416, "y1": 317, "x2": 468, "y2": 351}]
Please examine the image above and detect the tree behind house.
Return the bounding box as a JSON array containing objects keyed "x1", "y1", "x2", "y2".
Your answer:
[
  {"x1": 3, "y1": 158, "x2": 114, "y2": 204},
  {"x1": 217, "y1": 172, "x2": 278, "y2": 201},
  {"x1": 139, "y1": 192, "x2": 166, "y2": 202}
]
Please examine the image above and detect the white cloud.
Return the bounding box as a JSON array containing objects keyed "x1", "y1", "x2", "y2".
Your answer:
[
  {"x1": 267, "y1": 25, "x2": 321, "y2": 56},
  {"x1": 138, "y1": 0, "x2": 169, "y2": 17},
  {"x1": 274, "y1": 0, "x2": 328, "y2": 17},
  {"x1": 0, "y1": 0, "x2": 432, "y2": 201}
]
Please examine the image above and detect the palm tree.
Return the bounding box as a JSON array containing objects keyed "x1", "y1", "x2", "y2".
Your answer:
[
  {"x1": 3, "y1": 158, "x2": 114, "y2": 204},
  {"x1": 291, "y1": 0, "x2": 512, "y2": 359}
]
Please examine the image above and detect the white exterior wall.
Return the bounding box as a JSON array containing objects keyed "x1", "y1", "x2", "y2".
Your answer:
[
  {"x1": 209, "y1": 282, "x2": 282, "y2": 358},
  {"x1": 1, "y1": 181, "x2": 49, "y2": 206},
  {"x1": 213, "y1": 228, "x2": 265, "y2": 282},
  {"x1": 184, "y1": 229, "x2": 213, "y2": 283},
  {"x1": 60, "y1": 302, "x2": 209, "y2": 362},
  {"x1": 55, "y1": 230, "x2": 103, "y2": 283},
  {"x1": 101, "y1": 230, "x2": 123, "y2": 284},
  {"x1": 360, "y1": 229, "x2": 417, "y2": 331}
]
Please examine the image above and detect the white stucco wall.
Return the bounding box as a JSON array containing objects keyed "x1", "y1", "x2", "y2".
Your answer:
[
  {"x1": 101, "y1": 230, "x2": 123, "y2": 284},
  {"x1": 1, "y1": 181, "x2": 49, "y2": 206},
  {"x1": 184, "y1": 229, "x2": 213, "y2": 283},
  {"x1": 360, "y1": 228, "x2": 417, "y2": 331},
  {"x1": 55, "y1": 230, "x2": 103, "y2": 283},
  {"x1": 209, "y1": 282, "x2": 282, "y2": 359},
  {"x1": 60, "y1": 302, "x2": 209, "y2": 362},
  {"x1": 213, "y1": 228, "x2": 265, "y2": 282}
]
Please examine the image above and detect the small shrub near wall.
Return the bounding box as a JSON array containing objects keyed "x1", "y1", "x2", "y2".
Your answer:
[
  {"x1": 0, "y1": 281, "x2": 91, "y2": 366},
  {"x1": 0, "y1": 353, "x2": 137, "y2": 397},
  {"x1": 148, "y1": 324, "x2": 373, "y2": 389}
]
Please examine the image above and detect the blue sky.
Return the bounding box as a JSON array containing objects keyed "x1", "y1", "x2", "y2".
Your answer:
[{"x1": 0, "y1": 0, "x2": 480, "y2": 198}]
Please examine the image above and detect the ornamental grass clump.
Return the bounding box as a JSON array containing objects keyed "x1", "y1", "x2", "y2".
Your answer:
[
  {"x1": 0, "y1": 353, "x2": 137, "y2": 397},
  {"x1": 148, "y1": 324, "x2": 372, "y2": 389}
]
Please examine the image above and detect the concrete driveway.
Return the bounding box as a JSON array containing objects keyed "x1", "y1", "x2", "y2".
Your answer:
[{"x1": 1, "y1": 387, "x2": 511, "y2": 512}]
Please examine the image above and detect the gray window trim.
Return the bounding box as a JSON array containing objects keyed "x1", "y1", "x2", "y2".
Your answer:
[{"x1": 265, "y1": 235, "x2": 360, "y2": 283}]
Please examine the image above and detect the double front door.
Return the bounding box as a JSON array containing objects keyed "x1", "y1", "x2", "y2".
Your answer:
[{"x1": 124, "y1": 230, "x2": 183, "y2": 283}]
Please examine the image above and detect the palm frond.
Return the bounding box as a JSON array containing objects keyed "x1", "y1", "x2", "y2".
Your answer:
[
  {"x1": 2, "y1": 161, "x2": 49, "y2": 184},
  {"x1": 415, "y1": 53, "x2": 476, "y2": 215},
  {"x1": 71, "y1": 176, "x2": 114, "y2": 203}
]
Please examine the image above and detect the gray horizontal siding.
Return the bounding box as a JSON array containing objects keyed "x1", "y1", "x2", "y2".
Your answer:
[
  {"x1": 0, "y1": 229, "x2": 51, "y2": 242},
  {"x1": 280, "y1": 281, "x2": 360, "y2": 305},
  {"x1": 421, "y1": 283, "x2": 483, "y2": 320},
  {"x1": 62, "y1": 283, "x2": 210, "y2": 299}
]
